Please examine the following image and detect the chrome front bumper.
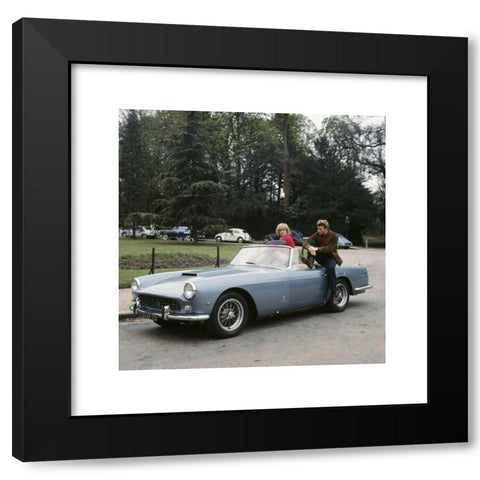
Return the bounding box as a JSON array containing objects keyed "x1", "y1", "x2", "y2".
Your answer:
[{"x1": 131, "y1": 303, "x2": 209, "y2": 322}]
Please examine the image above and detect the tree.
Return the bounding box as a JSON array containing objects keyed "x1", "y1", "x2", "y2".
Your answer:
[
  {"x1": 119, "y1": 110, "x2": 152, "y2": 236},
  {"x1": 272, "y1": 114, "x2": 293, "y2": 206},
  {"x1": 155, "y1": 111, "x2": 226, "y2": 241},
  {"x1": 320, "y1": 115, "x2": 385, "y2": 179},
  {"x1": 287, "y1": 136, "x2": 376, "y2": 242},
  {"x1": 318, "y1": 115, "x2": 386, "y2": 237},
  {"x1": 201, "y1": 112, "x2": 282, "y2": 233}
]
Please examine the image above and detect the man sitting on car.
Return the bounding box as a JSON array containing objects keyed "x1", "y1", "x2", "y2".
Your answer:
[{"x1": 302, "y1": 219, "x2": 343, "y2": 298}]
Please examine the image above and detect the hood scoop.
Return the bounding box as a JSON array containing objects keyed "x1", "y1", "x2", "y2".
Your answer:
[{"x1": 181, "y1": 272, "x2": 198, "y2": 276}]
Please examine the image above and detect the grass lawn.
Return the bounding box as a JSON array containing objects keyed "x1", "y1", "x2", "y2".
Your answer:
[
  {"x1": 118, "y1": 238, "x2": 245, "y2": 288},
  {"x1": 119, "y1": 269, "x2": 150, "y2": 288}
]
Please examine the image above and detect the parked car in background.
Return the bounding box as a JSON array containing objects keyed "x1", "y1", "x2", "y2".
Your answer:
[
  {"x1": 337, "y1": 233, "x2": 353, "y2": 249},
  {"x1": 215, "y1": 228, "x2": 252, "y2": 243},
  {"x1": 120, "y1": 226, "x2": 154, "y2": 238},
  {"x1": 139, "y1": 226, "x2": 160, "y2": 239},
  {"x1": 120, "y1": 228, "x2": 138, "y2": 237},
  {"x1": 263, "y1": 229, "x2": 303, "y2": 246},
  {"x1": 159, "y1": 226, "x2": 191, "y2": 240},
  {"x1": 130, "y1": 244, "x2": 371, "y2": 338}
]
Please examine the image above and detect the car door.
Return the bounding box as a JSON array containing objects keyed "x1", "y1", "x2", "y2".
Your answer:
[
  {"x1": 245, "y1": 269, "x2": 292, "y2": 317},
  {"x1": 288, "y1": 267, "x2": 329, "y2": 309}
]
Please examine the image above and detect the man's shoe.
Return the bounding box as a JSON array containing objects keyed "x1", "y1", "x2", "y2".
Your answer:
[{"x1": 301, "y1": 255, "x2": 314, "y2": 269}]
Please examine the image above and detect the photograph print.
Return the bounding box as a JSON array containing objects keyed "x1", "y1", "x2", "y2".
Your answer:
[{"x1": 119, "y1": 109, "x2": 385, "y2": 370}]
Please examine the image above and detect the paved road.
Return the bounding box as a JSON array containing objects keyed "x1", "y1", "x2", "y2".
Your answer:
[{"x1": 119, "y1": 248, "x2": 384, "y2": 370}]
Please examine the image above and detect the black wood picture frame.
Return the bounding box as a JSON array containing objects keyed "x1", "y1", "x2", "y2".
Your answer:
[{"x1": 12, "y1": 18, "x2": 468, "y2": 462}]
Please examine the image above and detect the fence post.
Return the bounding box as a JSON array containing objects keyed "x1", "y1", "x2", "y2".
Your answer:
[
  {"x1": 216, "y1": 246, "x2": 220, "y2": 267},
  {"x1": 149, "y1": 247, "x2": 155, "y2": 274}
]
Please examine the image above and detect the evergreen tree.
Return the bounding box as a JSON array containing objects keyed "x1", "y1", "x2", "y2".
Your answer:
[
  {"x1": 119, "y1": 109, "x2": 151, "y2": 235},
  {"x1": 155, "y1": 111, "x2": 226, "y2": 241}
]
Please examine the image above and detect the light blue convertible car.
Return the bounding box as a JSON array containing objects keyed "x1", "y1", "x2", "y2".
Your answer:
[{"x1": 131, "y1": 244, "x2": 372, "y2": 338}]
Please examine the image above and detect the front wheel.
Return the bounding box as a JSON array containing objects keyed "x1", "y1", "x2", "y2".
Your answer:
[
  {"x1": 236, "y1": 237, "x2": 244, "y2": 243},
  {"x1": 327, "y1": 278, "x2": 350, "y2": 312},
  {"x1": 206, "y1": 292, "x2": 249, "y2": 338},
  {"x1": 215, "y1": 236, "x2": 222, "y2": 242}
]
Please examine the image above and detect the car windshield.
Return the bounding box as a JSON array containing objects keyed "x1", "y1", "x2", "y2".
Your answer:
[{"x1": 230, "y1": 246, "x2": 292, "y2": 269}]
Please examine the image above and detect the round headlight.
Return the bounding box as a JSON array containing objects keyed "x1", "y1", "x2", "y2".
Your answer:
[
  {"x1": 184, "y1": 281, "x2": 197, "y2": 300},
  {"x1": 131, "y1": 278, "x2": 140, "y2": 293}
]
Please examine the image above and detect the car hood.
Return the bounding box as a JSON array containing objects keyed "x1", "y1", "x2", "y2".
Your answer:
[{"x1": 138, "y1": 265, "x2": 279, "y2": 297}]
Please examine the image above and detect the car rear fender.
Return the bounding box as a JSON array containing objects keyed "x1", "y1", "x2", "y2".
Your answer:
[{"x1": 337, "y1": 276, "x2": 354, "y2": 295}]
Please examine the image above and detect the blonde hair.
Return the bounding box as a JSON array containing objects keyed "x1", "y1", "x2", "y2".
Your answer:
[
  {"x1": 316, "y1": 219, "x2": 330, "y2": 229},
  {"x1": 275, "y1": 223, "x2": 291, "y2": 235}
]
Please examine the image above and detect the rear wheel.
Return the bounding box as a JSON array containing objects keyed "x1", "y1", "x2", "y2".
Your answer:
[
  {"x1": 215, "y1": 236, "x2": 222, "y2": 242},
  {"x1": 327, "y1": 278, "x2": 350, "y2": 312},
  {"x1": 206, "y1": 292, "x2": 249, "y2": 338},
  {"x1": 236, "y1": 237, "x2": 244, "y2": 243}
]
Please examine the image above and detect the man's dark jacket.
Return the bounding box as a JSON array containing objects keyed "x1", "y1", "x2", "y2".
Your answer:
[{"x1": 303, "y1": 229, "x2": 343, "y2": 266}]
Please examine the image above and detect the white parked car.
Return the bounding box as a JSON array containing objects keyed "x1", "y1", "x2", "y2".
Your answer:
[
  {"x1": 139, "y1": 227, "x2": 160, "y2": 239},
  {"x1": 120, "y1": 227, "x2": 145, "y2": 238},
  {"x1": 215, "y1": 228, "x2": 252, "y2": 243},
  {"x1": 120, "y1": 226, "x2": 158, "y2": 238}
]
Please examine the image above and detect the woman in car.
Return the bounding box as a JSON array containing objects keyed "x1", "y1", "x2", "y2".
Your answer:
[{"x1": 276, "y1": 223, "x2": 295, "y2": 248}]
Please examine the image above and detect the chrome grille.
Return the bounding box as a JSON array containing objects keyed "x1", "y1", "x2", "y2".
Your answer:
[{"x1": 138, "y1": 294, "x2": 180, "y2": 311}]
